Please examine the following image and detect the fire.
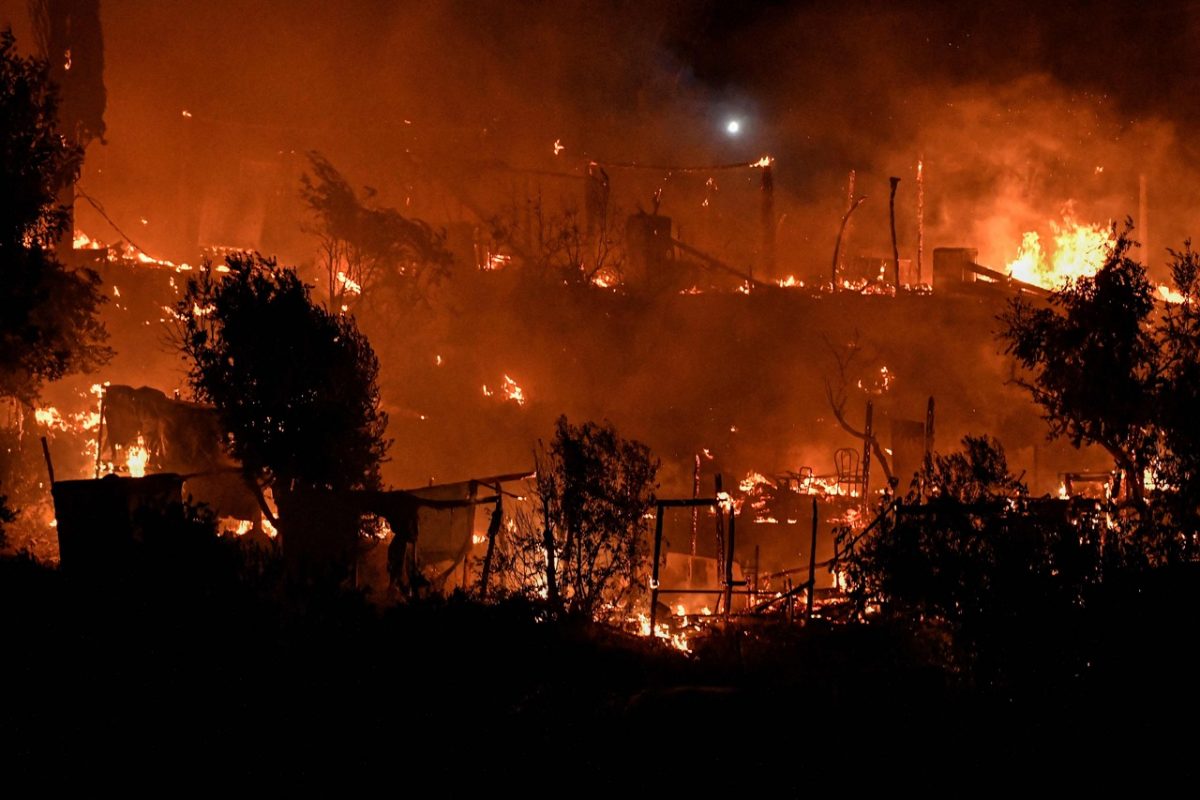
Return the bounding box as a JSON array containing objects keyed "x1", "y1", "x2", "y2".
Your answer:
[
  {"x1": 501, "y1": 375, "x2": 525, "y2": 405},
  {"x1": 739, "y1": 471, "x2": 775, "y2": 493},
  {"x1": 34, "y1": 406, "x2": 68, "y2": 431},
  {"x1": 553, "y1": 139, "x2": 565, "y2": 155},
  {"x1": 751, "y1": 155, "x2": 773, "y2": 168},
  {"x1": 336, "y1": 271, "x2": 362, "y2": 295},
  {"x1": 590, "y1": 269, "x2": 620, "y2": 289},
  {"x1": 73, "y1": 229, "x2": 105, "y2": 249},
  {"x1": 483, "y1": 253, "x2": 511, "y2": 271},
  {"x1": 777, "y1": 275, "x2": 803, "y2": 288},
  {"x1": 484, "y1": 375, "x2": 526, "y2": 406},
  {"x1": 1006, "y1": 213, "x2": 1115, "y2": 290},
  {"x1": 856, "y1": 366, "x2": 893, "y2": 395},
  {"x1": 1158, "y1": 284, "x2": 1186, "y2": 304},
  {"x1": 635, "y1": 612, "x2": 691, "y2": 653},
  {"x1": 125, "y1": 436, "x2": 149, "y2": 478}
]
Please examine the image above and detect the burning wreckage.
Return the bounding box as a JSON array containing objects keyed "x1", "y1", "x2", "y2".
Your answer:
[
  {"x1": 18, "y1": 120, "x2": 1162, "y2": 653},
  {"x1": 40, "y1": 381, "x2": 531, "y2": 598}
]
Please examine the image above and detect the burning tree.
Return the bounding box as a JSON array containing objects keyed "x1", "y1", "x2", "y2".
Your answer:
[
  {"x1": 300, "y1": 152, "x2": 452, "y2": 309},
  {"x1": 492, "y1": 417, "x2": 658, "y2": 617},
  {"x1": 1001, "y1": 226, "x2": 1200, "y2": 555},
  {"x1": 175, "y1": 253, "x2": 388, "y2": 543},
  {"x1": 1001, "y1": 228, "x2": 1158, "y2": 506}
]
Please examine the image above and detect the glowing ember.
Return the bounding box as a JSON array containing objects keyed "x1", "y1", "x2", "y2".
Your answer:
[
  {"x1": 126, "y1": 436, "x2": 149, "y2": 478},
  {"x1": 1006, "y1": 213, "x2": 1115, "y2": 290},
  {"x1": 553, "y1": 139, "x2": 565, "y2": 155}
]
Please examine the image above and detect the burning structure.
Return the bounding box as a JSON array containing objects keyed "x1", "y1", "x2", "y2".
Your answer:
[{"x1": 4, "y1": 2, "x2": 1198, "y2": 642}]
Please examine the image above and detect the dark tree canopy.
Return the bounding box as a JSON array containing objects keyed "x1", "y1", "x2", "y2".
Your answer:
[
  {"x1": 176, "y1": 253, "x2": 388, "y2": 496},
  {"x1": 0, "y1": 27, "x2": 109, "y2": 404},
  {"x1": 838, "y1": 436, "x2": 1098, "y2": 685}
]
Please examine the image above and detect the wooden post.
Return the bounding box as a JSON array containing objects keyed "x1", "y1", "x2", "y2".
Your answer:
[
  {"x1": 753, "y1": 544, "x2": 760, "y2": 606},
  {"x1": 861, "y1": 400, "x2": 874, "y2": 503},
  {"x1": 761, "y1": 163, "x2": 776, "y2": 277},
  {"x1": 649, "y1": 503, "x2": 665, "y2": 633},
  {"x1": 889, "y1": 177, "x2": 901, "y2": 288},
  {"x1": 916, "y1": 158, "x2": 925, "y2": 285},
  {"x1": 786, "y1": 577, "x2": 795, "y2": 622},
  {"x1": 689, "y1": 454, "x2": 700, "y2": 583},
  {"x1": 714, "y1": 473, "x2": 725, "y2": 600},
  {"x1": 479, "y1": 488, "x2": 501, "y2": 599},
  {"x1": 724, "y1": 499, "x2": 736, "y2": 618},
  {"x1": 94, "y1": 386, "x2": 106, "y2": 478},
  {"x1": 806, "y1": 497, "x2": 818, "y2": 621},
  {"x1": 40, "y1": 436, "x2": 55, "y2": 485}
]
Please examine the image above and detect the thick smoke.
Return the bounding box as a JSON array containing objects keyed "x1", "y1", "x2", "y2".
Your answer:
[{"x1": 10, "y1": 0, "x2": 1197, "y2": 503}]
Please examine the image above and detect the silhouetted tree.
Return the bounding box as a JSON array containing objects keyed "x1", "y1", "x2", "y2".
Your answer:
[
  {"x1": 1000, "y1": 227, "x2": 1158, "y2": 506},
  {"x1": 482, "y1": 418, "x2": 657, "y2": 615},
  {"x1": 1150, "y1": 241, "x2": 1200, "y2": 533},
  {"x1": 0, "y1": 27, "x2": 110, "y2": 405},
  {"x1": 0, "y1": 492, "x2": 13, "y2": 549},
  {"x1": 1001, "y1": 228, "x2": 1200, "y2": 557},
  {"x1": 175, "y1": 253, "x2": 388, "y2": 540},
  {"x1": 534, "y1": 416, "x2": 659, "y2": 617},
  {"x1": 837, "y1": 436, "x2": 1097, "y2": 685},
  {"x1": 301, "y1": 151, "x2": 452, "y2": 309}
]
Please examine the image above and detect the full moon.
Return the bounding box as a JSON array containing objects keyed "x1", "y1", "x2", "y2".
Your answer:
[{"x1": 726, "y1": 119, "x2": 740, "y2": 135}]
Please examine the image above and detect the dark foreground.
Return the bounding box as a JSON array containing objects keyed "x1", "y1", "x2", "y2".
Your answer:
[{"x1": 2, "y1": 541, "x2": 1197, "y2": 793}]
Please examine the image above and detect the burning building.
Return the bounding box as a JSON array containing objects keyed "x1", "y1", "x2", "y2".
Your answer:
[{"x1": 4, "y1": 2, "x2": 1195, "y2": 623}]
